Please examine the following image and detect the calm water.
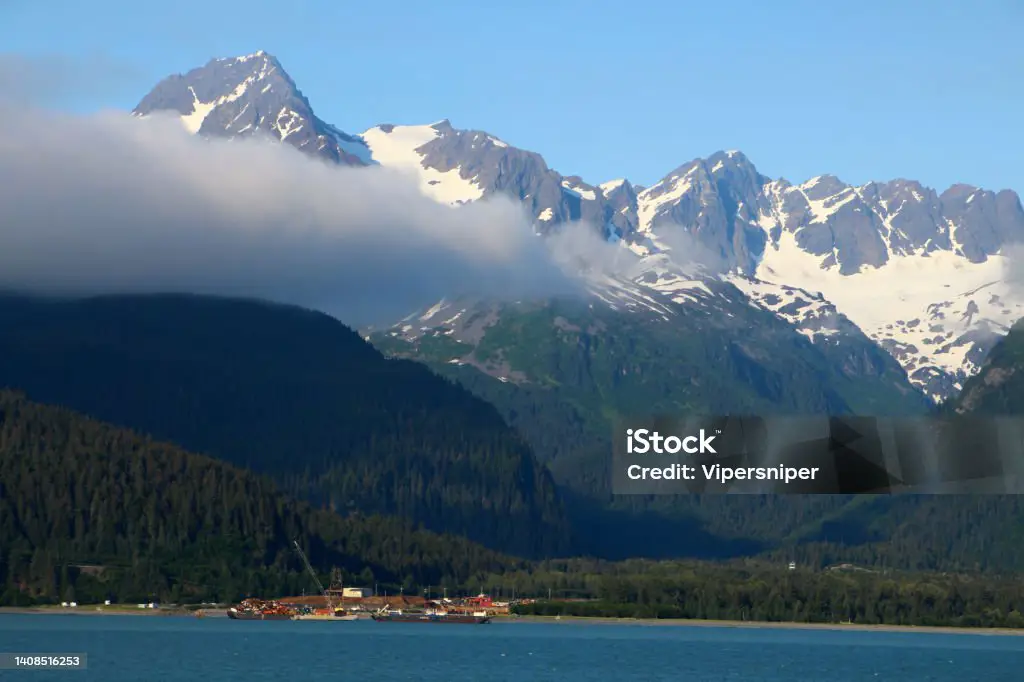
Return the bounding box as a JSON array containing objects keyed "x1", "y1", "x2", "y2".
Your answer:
[{"x1": 2, "y1": 615, "x2": 1023, "y2": 681}]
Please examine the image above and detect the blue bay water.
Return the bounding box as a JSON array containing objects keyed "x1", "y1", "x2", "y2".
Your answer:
[{"x1": 2, "y1": 615, "x2": 1023, "y2": 681}]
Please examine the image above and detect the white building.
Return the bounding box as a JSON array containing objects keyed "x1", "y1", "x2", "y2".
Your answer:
[{"x1": 342, "y1": 587, "x2": 373, "y2": 598}]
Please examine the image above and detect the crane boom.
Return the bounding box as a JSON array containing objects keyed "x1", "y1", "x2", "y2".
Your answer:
[{"x1": 293, "y1": 540, "x2": 334, "y2": 612}]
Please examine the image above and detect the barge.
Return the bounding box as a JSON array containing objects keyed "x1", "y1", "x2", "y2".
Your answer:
[
  {"x1": 372, "y1": 607, "x2": 491, "y2": 624},
  {"x1": 226, "y1": 607, "x2": 294, "y2": 621}
]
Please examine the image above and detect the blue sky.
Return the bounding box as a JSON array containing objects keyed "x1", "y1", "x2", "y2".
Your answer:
[{"x1": 2, "y1": 0, "x2": 1021, "y2": 192}]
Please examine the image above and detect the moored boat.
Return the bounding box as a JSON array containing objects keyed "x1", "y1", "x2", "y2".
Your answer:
[
  {"x1": 371, "y1": 606, "x2": 490, "y2": 624},
  {"x1": 294, "y1": 612, "x2": 359, "y2": 621}
]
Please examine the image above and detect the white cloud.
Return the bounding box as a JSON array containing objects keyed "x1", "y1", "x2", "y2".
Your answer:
[{"x1": 0, "y1": 105, "x2": 583, "y2": 326}]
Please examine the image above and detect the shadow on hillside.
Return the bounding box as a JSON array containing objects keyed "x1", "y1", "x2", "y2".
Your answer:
[{"x1": 562, "y1": 491, "x2": 768, "y2": 561}]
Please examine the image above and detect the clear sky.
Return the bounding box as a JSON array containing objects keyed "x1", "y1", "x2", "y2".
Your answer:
[{"x1": 2, "y1": 0, "x2": 1021, "y2": 192}]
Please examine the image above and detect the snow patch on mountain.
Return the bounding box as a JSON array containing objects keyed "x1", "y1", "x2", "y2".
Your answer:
[
  {"x1": 796, "y1": 180, "x2": 858, "y2": 225},
  {"x1": 599, "y1": 178, "x2": 627, "y2": 196},
  {"x1": 180, "y1": 90, "x2": 217, "y2": 133},
  {"x1": 753, "y1": 228, "x2": 1021, "y2": 400},
  {"x1": 585, "y1": 275, "x2": 678, "y2": 317},
  {"x1": 560, "y1": 178, "x2": 597, "y2": 201},
  {"x1": 623, "y1": 254, "x2": 717, "y2": 307},
  {"x1": 636, "y1": 165, "x2": 697, "y2": 234},
  {"x1": 359, "y1": 123, "x2": 484, "y2": 205},
  {"x1": 328, "y1": 126, "x2": 374, "y2": 164},
  {"x1": 727, "y1": 275, "x2": 843, "y2": 342}
]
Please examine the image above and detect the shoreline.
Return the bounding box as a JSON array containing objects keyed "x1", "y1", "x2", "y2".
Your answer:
[
  {"x1": 3, "y1": 607, "x2": 1021, "y2": 636},
  {"x1": 494, "y1": 614, "x2": 1024, "y2": 636},
  {"x1": 0, "y1": 606, "x2": 194, "y2": 617}
]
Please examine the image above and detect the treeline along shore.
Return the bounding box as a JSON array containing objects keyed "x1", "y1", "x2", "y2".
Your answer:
[
  {"x1": 3, "y1": 388, "x2": 1024, "y2": 630},
  {"x1": 502, "y1": 559, "x2": 1024, "y2": 630}
]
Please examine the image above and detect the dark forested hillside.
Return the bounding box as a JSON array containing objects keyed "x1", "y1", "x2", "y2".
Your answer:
[
  {"x1": 0, "y1": 390, "x2": 521, "y2": 605},
  {"x1": 0, "y1": 293, "x2": 569, "y2": 558},
  {"x1": 4, "y1": 292, "x2": 1023, "y2": 573}
]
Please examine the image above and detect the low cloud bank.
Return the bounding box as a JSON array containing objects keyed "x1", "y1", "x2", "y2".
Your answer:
[{"x1": 0, "y1": 105, "x2": 589, "y2": 325}]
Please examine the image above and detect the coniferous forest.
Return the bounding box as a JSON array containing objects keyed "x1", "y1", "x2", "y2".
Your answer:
[
  {"x1": 5, "y1": 292, "x2": 1024, "y2": 626},
  {"x1": 506, "y1": 560, "x2": 1024, "y2": 628},
  {"x1": 0, "y1": 390, "x2": 521, "y2": 605},
  {"x1": 0, "y1": 293, "x2": 569, "y2": 559}
]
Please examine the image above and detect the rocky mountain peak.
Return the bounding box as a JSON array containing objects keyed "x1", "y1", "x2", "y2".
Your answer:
[{"x1": 134, "y1": 51, "x2": 369, "y2": 166}]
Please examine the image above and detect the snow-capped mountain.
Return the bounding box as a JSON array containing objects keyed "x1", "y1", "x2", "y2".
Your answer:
[
  {"x1": 136, "y1": 51, "x2": 1024, "y2": 403},
  {"x1": 134, "y1": 51, "x2": 369, "y2": 166},
  {"x1": 617, "y1": 153, "x2": 1024, "y2": 401}
]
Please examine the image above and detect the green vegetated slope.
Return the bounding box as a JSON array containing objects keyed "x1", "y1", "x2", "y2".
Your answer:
[
  {"x1": 372, "y1": 296, "x2": 930, "y2": 487},
  {"x1": 0, "y1": 390, "x2": 521, "y2": 605},
  {"x1": 0, "y1": 293, "x2": 570, "y2": 559},
  {"x1": 372, "y1": 296, "x2": 1024, "y2": 571},
  {"x1": 757, "y1": 320, "x2": 1024, "y2": 572}
]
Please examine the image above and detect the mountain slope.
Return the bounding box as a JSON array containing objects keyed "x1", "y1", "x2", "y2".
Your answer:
[
  {"x1": 368, "y1": 268, "x2": 929, "y2": 560},
  {"x1": 374, "y1": 274, "x2": 929, "y2": 425},
  {"x1": 376, "y1": 310, "x2": 1024, "y2": 572},
  {"x1": 0, "y1": 293, "x2": 570, "y2": 558},
  {"x1": 346, "y1": 122, "x2": 1024, "y2": 403},
  {"x1": 0, "y1": 390, "x2": 519, "y2": 605},
  {"x1": 351, "y1": 125, "x2": 1024, "y2": 403}
]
